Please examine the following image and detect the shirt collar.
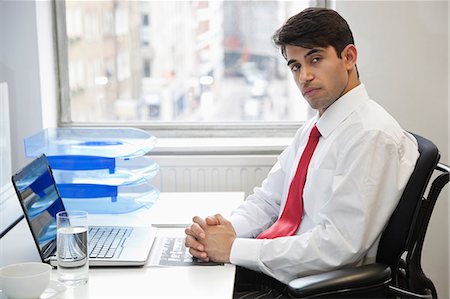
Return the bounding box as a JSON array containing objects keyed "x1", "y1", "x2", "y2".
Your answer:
[{"x1": 315, "y1": 83, "x2": 369, "y2": 138}]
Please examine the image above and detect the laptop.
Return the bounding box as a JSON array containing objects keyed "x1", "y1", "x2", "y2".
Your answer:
[{"x1": 11, "y1": 154, "x2": 157, "y2": 266}]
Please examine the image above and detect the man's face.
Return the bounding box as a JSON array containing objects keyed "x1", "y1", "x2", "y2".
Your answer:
[{"x1": 285, "y1": 45, "x2": 351, "y2": 116}]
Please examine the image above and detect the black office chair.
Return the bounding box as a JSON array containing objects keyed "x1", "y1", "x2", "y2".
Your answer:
[{"x1": 288, "y1": 133, "x2": 449, "y2": 298}]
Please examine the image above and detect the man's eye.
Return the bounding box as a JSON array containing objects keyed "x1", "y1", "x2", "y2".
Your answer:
[
  {"x1": 311, "y1": 57, "x2": 321, "y2": 63},
  {"x1": 291, "y1": 64, "x2": 300, "y2": 72}
]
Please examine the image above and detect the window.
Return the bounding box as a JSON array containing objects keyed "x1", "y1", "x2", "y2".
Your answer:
[
  {"x1": 143, "y1": 59, "x2": 151, "y2": 78},
  {"x1": 56, "y1": 1, "x2": 320, "y2": 136},
  {"x1": 142, "y1": 14, "x2": 150, "y2": 27}
]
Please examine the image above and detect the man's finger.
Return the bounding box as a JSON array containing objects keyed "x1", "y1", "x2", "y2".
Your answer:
[
  {"x1": 185, "y1": 223, "x2": 205, "y2": 240},
  {"x1": 189, "y1": 247, "x2": 209, "y2": 262},
  {"x1": 192, "y1": 216, "x2": 207, "y2": 228},
  {"x1": 213, "y1": 213, "x2": 229, "y2": 225},
  {"x1": 190, "y1": 222, "x2": 206, "y2": 239},
  {"x1": 184, "y1": 235, "x2": 205, "y2": 251},
  {"x1": 184, "y1": 227, "x2": 193, "y2": 236},
  {"x1": 205, "y1": 215, "x2": 220, "y2": 226}
]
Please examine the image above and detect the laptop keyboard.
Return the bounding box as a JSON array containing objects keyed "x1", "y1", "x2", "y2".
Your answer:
[{"x1": 88, "y1": 227, "x2": 132, "y2": 259}]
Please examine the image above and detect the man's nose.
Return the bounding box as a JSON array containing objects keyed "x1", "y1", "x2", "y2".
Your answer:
[{"x1": 298, "y1": 66, "x2": 314, "y2": 83}]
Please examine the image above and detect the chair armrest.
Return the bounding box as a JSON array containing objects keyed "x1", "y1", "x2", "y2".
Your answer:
[
  {"x1": 287, "y1": 263, "x2": 391, "y2": 298},
  {"x1": 436, "y1": 162, "x2": 449, "y2": 173}
]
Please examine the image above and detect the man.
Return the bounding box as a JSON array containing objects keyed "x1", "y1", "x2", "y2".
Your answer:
[{"x1": 185, "y1": 7, "x2": 419, "y2": 297}]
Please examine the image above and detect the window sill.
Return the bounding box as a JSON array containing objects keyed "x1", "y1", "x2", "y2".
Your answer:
[
  {"x1": 150, "y1": 137, "x2": 293, "y2": 155},
  {"x1": 58, "y1": 123, "x2": 301, "y2": 155}
]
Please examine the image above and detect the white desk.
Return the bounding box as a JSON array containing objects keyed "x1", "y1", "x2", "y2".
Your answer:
[
  {"x1": 86, "y1": 192, "x2": 244, "y2": 228},
  {"x1": 52, "y1": 192, "x2": 244, "y2": 298}
]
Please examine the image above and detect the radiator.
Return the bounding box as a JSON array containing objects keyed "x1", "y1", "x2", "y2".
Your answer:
[{"x1": 149, "y1": 155, "x2": 278, "y2": 196}]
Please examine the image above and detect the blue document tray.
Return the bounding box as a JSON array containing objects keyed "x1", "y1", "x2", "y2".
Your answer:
[
  {"x1": 52, "y1": 156, "x2": 160, "y2": 185},
  {"x1": 59, "y1": 181, "x2": 160, "y2": 214},
  {"x1": 24, "y1": 128, "x2": 157, "y2": 171}
]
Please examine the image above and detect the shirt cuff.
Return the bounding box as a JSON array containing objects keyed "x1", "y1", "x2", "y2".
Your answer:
[{"x1": 230, "y1": 237, "x2": 263, "y2": 272}]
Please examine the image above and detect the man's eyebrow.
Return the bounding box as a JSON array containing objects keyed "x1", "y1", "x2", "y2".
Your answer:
[
  {"x1": 287, "y1": 59, "x2": 297, "y2": 66},
  {"x1": 287, "y1": 48, "x2": 324, "y2": 66},
  {"x1": 305, "y1": 48, "x2": 324, "y2": 57}
]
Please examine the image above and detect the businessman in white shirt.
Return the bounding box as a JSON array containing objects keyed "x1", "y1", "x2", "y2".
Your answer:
[{"x1": 185, "y1": 7, "x2": 419, "y2": 298}]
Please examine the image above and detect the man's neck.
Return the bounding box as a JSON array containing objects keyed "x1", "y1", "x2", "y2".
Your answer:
[
  {"x1": 318, "y1": 76, "x2": 361, "y2": 117},
  {"x1": 341, "y1": 69, "x2": 360, "y2": 96}
]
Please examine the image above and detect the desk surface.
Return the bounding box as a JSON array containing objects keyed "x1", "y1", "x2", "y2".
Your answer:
[
  {"x1": 58, "y1": 228, "x2": 237, "y2": 298},
  {"x1": 53, "y1": 192, "x2": 245, "y2": 298},
  {"x1": 87, "y1": 192, "x2": 245, "y2": 227}
]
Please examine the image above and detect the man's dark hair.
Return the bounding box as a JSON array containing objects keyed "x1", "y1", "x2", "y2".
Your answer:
[{"x1": 273, "y1": 7, "x2": 355, "y2": 60}]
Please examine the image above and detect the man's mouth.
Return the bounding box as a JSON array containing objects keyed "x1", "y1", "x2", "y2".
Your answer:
[{"x1": 303, "y1": 87, "x2": 320, "y2": 97}]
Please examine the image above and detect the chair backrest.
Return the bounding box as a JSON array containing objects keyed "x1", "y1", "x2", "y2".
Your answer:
[{"x1": 376, "y1": 133, "x2": 440, "y2": 269}]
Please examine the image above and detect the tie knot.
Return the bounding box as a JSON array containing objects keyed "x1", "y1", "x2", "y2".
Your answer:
[{"x1": 310, "y1": 125, "x2": 321, "y2": 138}]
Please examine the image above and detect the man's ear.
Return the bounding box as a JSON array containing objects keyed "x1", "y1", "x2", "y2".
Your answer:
[{"x1": 342, "y1": 44, "x2": 357, "y2": 70}]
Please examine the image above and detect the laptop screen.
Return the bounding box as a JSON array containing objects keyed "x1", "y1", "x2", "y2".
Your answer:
[{"x1": 12, "y1": 155, "x2": 65, "y2": 261}]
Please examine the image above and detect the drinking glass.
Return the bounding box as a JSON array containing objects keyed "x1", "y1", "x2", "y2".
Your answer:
[{"x1": 56, "y1": 210, "x2": 89, "y2": 286}]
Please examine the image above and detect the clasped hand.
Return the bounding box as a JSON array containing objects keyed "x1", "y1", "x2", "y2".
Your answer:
[{"x1": 184, "y1": 214, "x2": 236, "y2": 263}]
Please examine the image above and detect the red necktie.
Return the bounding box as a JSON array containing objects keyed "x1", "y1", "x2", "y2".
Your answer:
[{"x1": 257, "y1": 125, "x2": 321, "y2": 239}]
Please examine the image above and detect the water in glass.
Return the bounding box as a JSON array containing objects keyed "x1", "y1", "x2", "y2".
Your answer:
[{"x1": 57, "y1": 211, "x2": 89, "y2": 286}]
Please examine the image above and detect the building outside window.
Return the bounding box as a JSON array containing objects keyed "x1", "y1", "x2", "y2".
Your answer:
[
  {"x1": 142, "y1": 13, "x2": 150, "y2": 27},
  {"x1": 143, "y1": 59, "x2": 151, "y2": 78},
  {"x1": 57, "y1": 0, "x2": 323, "y2": 135}
]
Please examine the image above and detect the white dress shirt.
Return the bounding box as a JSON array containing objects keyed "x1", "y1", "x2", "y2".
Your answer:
[{"x1": 229, "y1": 84, "x2": 419, "y2": 284}]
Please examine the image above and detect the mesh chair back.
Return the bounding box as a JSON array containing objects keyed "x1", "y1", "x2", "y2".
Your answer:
[{"x1": 376, "y1": 134, "x2": 439, "y2": 269}]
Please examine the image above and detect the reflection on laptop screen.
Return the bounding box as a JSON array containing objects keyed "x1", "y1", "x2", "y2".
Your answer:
[{"x1": 12, "y1": 155, "x2": 65, "y2": 260}]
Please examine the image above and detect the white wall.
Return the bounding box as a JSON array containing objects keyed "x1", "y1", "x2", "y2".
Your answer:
[
  {"x1": 0, "y1": 0, "x2": 56, "y2": 173},
  {"x1": 0, "y1": 0, "x2": 43, "y2": 171},
  {"x1": 0, "y1": 83, "x2": 11, "y2": 187},
  {"x1": 336, "y1": 1, "x2": 449, "y2": 297}
]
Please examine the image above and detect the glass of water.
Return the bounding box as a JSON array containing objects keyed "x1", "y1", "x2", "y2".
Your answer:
[{"x1": 56, "y1": 210, "x2": 89, "y2": 286}]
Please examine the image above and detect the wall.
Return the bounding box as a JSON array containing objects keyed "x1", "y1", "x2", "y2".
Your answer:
[
  {"x1": 0, "y1": 1, "x2": 42, "y2": 171},
  {"x1": 0, "y1": 0, "x2": 56, "y2": 173},
  {"x1": 335, "y1": 1, "x2": 449, "y2": 297},
  {"x1": 0, "y1": 83, "x2": 11, "y2": 187}
]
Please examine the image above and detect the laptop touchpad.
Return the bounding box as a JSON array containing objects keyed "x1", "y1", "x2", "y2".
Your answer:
[{"x1": 123, "y1": 235, "x2": 149, "y2": 247}]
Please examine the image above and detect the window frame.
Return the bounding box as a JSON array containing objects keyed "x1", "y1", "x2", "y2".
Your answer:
[{"x1": 53, "y1": 0, "x2": 327, "y2": 138}]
